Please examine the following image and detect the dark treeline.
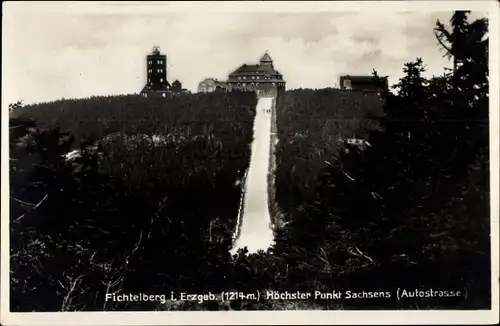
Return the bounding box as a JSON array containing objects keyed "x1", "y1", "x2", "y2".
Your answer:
[
  {"x1": 9, "y1": 11, "x2": 491, "y2": 311},
  {"x1": 11, "y1": 92, "x2": 253, "y2": 149}
]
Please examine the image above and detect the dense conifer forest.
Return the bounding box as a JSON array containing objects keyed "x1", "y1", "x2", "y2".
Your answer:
[{"x1": 9, "y1": 11, "x2": 490, "y2": 311}]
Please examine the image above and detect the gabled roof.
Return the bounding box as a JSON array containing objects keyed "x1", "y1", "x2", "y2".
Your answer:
[
  {"x1": 231, "y1": 64, "x2": 260, "y2": 74},
  {"x1": 341, "y1": 75, "x2": 387, "y2": 83},
  {"x1": 199, "y1": 78, "x2": 228, "y2": 85},
  {"x1": 200, "y1": 78, "x2": 216, "y2": 84},
  {"x1": 260, "y1": 52, "x2": 273, "y2": 62},
  {"x1": 229, "y1": 64, "x2": 282, "y2": 77}
]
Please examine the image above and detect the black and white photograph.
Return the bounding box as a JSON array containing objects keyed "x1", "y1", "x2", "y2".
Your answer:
[{"x1": 1, "y1": 1, "x2": 499, "y2": 325}]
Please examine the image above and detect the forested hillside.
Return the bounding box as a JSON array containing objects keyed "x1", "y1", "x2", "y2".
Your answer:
[
  {"x1": 10, "y1": 91, "x2": 258, "y2": 311},
  {"x1": 274, "y1": 88, "x2": 385, "y2": 219},
  {"x1": 266, "y1": 11, "x2": 490, "y2": 309}
]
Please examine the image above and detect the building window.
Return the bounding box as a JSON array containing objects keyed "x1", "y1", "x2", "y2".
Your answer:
[
  {"x1": 160, "y1": 78, "x2": 163, "y2": 82},
  {"x1": 238, "y1": 76, "x2": 241, "y2": 80},
  {"x1": 148, "y1": 78, "x2": 151, "y2": 82},
  {"x1": 242, "y1": 83, "x2": 246, "y2": 87},
  {"x1": 243, "y1": 76, "x2": 246, "y2": 80},
  {"x1": 162, "y1": 93, "x2": 166, "y2": 97},
  {"x1": 148, "y1": 61, "x2": 152, "y2": 65},
  {"x1": 237, "y1": 83, "x2": 241, "y2": 87},
  {"x1": 272, "y1": 82, "x2": 275, "y2": 86},
  {"x1": 157, "y1": 68, "x2": 162, "y2": 73},
  {"x1": 251, "y1": 83, "x2": 255, "y2": 86},
  {"x1": 158, "y1": 60, "x2": 162, "y2": 64},
  {"x1": 148, "y1": 69, "x2": 152, "y2": 73},
  {"x1": 256, "y1": 83, "x2": 259, "y2": 86}
]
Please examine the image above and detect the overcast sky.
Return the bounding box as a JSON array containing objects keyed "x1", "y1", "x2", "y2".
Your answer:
[{"x1": 2, "y1": 2, "x2": 489, "y2": 105}]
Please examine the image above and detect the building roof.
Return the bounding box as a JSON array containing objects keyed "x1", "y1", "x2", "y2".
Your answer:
[
  {"x1": 341, "y1": 75, "x2": 388, "y2": 83},
  {"x1": 198, "y1": 78, "x2": 231, "y2": 90},
  {"x1": 232, "y1": 64, "x2": 260, "y2": 74},
  {"x1": 152, "y1": 46, "x2": 161, "y2": 55},
  {"x1": 199, "y1": 78, "x2": 216, "y2": 84},
  {"x1": 199, "y1": 78, "x2": 228, "y2": 85},
  {"x1": 229, "y1": 64, "x2": 283, "y2": 77},
  {"x1": 260, "y1": 52, "x2": 273, "y2": 62}
]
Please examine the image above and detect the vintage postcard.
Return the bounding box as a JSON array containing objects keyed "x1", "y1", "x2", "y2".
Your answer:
[{"x1": 1, "y1": 1, "x2": 499, "y2": 325}]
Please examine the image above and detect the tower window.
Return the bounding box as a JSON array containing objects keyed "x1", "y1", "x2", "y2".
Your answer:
[
  {"x1": 160, "y1": 78, "x2": 163, "y2": 82},
  {"x1": 148, "y1": 69, "x2": 152, "y2": 73},
  {"x1": 148, "y1": 61, "x2": 152, "y2": 65},
  {"x1": 158, "y1": 60, "x2": 162, "y2": 64}
]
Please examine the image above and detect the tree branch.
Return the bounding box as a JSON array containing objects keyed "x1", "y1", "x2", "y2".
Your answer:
[{"x1": 14, "y1": 194, "x2": 48, "y2": 222}]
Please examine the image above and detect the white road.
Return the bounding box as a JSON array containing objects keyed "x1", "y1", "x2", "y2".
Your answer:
[{"x1": 230, "y1": 97, "x2": 275, "y2": 254}]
